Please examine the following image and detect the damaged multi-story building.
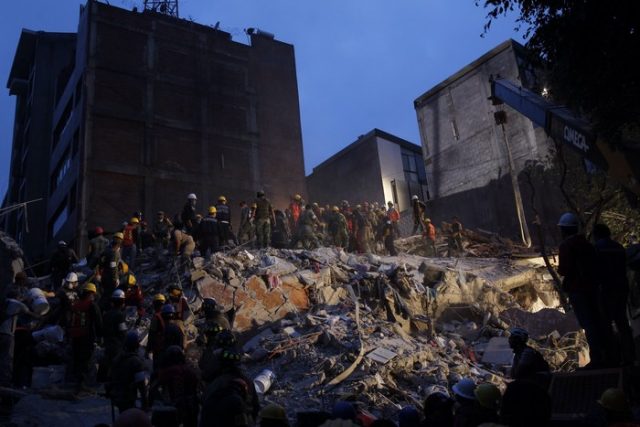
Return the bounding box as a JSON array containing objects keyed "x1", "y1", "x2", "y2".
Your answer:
[
  {"x1": 414, "y1": 39, "x2": 565, "y2": 242},
  {"x1": 2, "y1": 0, "x2": 306, "y2": 263}
]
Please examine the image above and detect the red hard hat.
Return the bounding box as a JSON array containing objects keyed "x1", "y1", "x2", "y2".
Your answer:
[{"x1": 95, "y1": 226, "x2": 104, "y2": 235}]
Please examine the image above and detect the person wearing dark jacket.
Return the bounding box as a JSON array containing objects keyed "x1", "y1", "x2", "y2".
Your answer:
[
  {"x1": 558, "y1": 212, "x2": 610, "y2": 367},
  {"x1": 198, "y1": 207, "x2": 220, "y2": 258},
  {"x1": 593, "y1": 223, "x2": 636, "y2": 365},
  {"x1": 49, "y1": 241, "x2": 79, "y2": 291},
  {"x1": 508, "y1": 328, "x2": 550, "y2": 385},
  {"x1": 109, "y1": 331, "x2": 149, "y2": 414},
  {"x1": 216, "y1": 195, "x2": 236, "y2": 247},
  {"x1": 99, "y1": 289, "x2": 127, "y2": 382},
  {"x1": 411, "y1": 195, "x2": 427, "y2": 235},
  {"x1": 181, "y1": 193, "x2": 198, "y2": 234}
]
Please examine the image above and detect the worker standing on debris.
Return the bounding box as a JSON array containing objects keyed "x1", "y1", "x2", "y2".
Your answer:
[
  {"x1": 138, "y1": 221, "x2": 154, "y2": 252},
  {"x1": 238, "y1": 201, "x2": 254, "y2": 244},
  {"x1": 168, "y1": 283, "x2": 193, "y2": 325},
  {"x1": 289, "y1": 194, "x2": 303, "y2": 231},
  {"x1": 147, "y1": 296, "x2": 168, "y2": 372},
  {"x1": 99, "y1": 289, "x2": 127, "y2": 382},
  {"x1": 254, "y1": 191, "x2": 275, "y2": 249},
  {"x1": 411, "y1": 195, "x2": 427, "y2": 235},
  {"x1": 447, "y1": 217, "x2": 464, "y2": 257},
  {"x1": 201, "y1": 297, "x2": 231, "y2": 331},
  {"x1": 557, "y1": 212, "x2": 609, "y2": 367},
  {"x1": 151, "y1": 345, "x2": 200, "y2": 427},
  {"x1": 0, "y1": 289, "x2": 41, "y2": 386},
  {"x1": 119, "y1": 273, "x2": 145, "y2": 324},
  {"x1": 67, "y1": 282, "x2": 102, "y2": 391},
  {"x1": 199, "y1": 347, "x2": 260, "y2": 427},
  {"x1": 88, "y1": 227, "x2": 109, "y2": 268},
  {"x1": 382, "y1": 218, "x2": 398, "y2": 256},
  {"x1": 49, "y1": 241, "x2": 79, "y2": 291},
  {"x1": 181, "y1": 193, "x2": 198, "y2": 234},
  {"x1": 98, "y1": 232, "x2": 123, "y2": 309},
  {"x1": 452, "y1": 377, "x2": 478, "y2": 427},
  {"x1": 327, "y1": 206, "x2": 349, "y2": 248},
  {"x1": 153, "y1": 211, "x2": 173, "y2": 250},
  {"x1": 171, "y1": 221, "x2": 196, "y2": 267},
  {"x1": 508, "y1": 328, "x2": 550, "y2": 385},
  {"x1": 108, "y1": 331, "x2": 149, "y2": 414},
  {"x1": 387, "y1": 201, "x2": 400, "y2": 238},
  {"x1": 215, "y1": 195, "x2": 235, "y2": 247},
  {"x1": 424, "y1": 218, "x2": 437, "y2": 257},
  {"x1": 198, "y1": 206, "x2": 220, "y2": 258},
  {"x1": 200, "y1": 329, "x2": 237, "y2": 383},
  {"x1": 272, "y1": 210, "x2": 291, "y2": 249},
  {"x1": 592, "y1": 223, "x2": 636, "y2": 365},
  {"x1": 51, "y1": 272, "x2": 79, "y2": 325},
  {"x1": 122, "y1": 217, "x2": 140, "y2": 270},
  {"x1": 353, "y1": 205, "x2": 371, "y2": 253},
  {"x1": 291, "y1": 204, "x2": 321, "y2": 249}
]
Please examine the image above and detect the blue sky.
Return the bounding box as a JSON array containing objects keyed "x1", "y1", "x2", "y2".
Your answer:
[{"x1": 0, "y1": 0, "x2": 524, "y2": 199}]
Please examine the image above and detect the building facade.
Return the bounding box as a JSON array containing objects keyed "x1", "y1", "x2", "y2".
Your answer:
[
  {"x1": 3, "y1": 0, "x2": 306, "y2": 263},
  {"x1": 306, "y1": 129, "x2": 428, "y2": 215},
  {"x1": 414, "y1": 39, "x2": 564, "y2": 241}
]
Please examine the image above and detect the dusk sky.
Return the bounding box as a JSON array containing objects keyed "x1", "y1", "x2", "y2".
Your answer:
[{"x1": 0, "y1": 0, "x2": 524, "y2": 200}]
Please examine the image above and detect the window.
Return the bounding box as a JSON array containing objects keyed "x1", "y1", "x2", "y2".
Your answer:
[
  {"x1": 72, "y1": 129, "x2": 80, "y2": 156},
  {"x1": 50, "y1": 202, "x2": 69, "y2": 239},
  {"x1": 52, "y1": 100, "x2": 73, "y2": 150},
  {"x1": 50, "y1": 148, "x2": 71, "y2": 194}
]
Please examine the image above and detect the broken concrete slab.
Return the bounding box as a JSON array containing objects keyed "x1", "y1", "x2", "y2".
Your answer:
[{"x1": 481, "y1": 337, "x2": 514, "y2": 366}]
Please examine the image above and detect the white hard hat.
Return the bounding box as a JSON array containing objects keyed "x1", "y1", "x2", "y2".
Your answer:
[
  {"x1": 112, "y1": 289, "x2": 125, "y2": 299},
  {"x1": 411, "y1": 195, "x2": 419, "y2": 201},
  {"x1": 187, "y1": 193, "x2": 197, "y2": 200},
  {"x1": 557, "y1": 212, "x2": 579, "y2": 227},
  {"x1": 65, "y1": 272, "x2": 78, "y2": 283},
  {"x1": 58, "y1": 240, "x2": 67, "y2": 247}
]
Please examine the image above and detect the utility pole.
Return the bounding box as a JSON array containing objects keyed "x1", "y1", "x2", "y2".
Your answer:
[{"x1": 143, "y1": 0, "x2": 179, "y2": 18}]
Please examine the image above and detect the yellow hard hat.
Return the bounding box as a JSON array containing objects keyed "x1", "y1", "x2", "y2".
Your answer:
[
  {"x1": 113, "y1": 232, "x2": 124, "y2": 240},
  {"x1": 83, "y1": 283, "x2": 97, "y2": 293},
  {"x1": 209, "y1": 206, "x2": 217, "y2": 214},
  {"x1": 294, "y1": 194, "x2": 302, "y2": 201},
  {"x1": 126, "y1": 274, "x2": 137, "y2": 287},
  {"x1": 119, "y1": 261, "x2": 129, "y2": 274},
  {"x1": 474, "y1": 383, "x2": 501, "y2": 410},
  {"x1": 130, "y1": 217, "x2": 140, "y2": 224},
  {"x1": 260, "y1": 404, "x2": 288, "y2": 422},
  {"x1": 218, "y1": 195, "x2": 227, "y2": 202},
  {"x1": 598, "y1": 388, "x2": 629, "y2": 413},
  {"x1": 154, "y1": 294, "x2": 166, "y2": 303}
]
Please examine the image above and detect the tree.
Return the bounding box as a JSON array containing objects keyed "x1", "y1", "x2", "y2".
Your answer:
[{"x1": 478, "y1": 0, "x2": 640, "y2": 147}]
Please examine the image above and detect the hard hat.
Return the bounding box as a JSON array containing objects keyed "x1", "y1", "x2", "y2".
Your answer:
[
  {"x1": 208, "y1": 206, "x2": 217, "y2": 214},
  {"x1": 251, "y1": 203, "x2": 257, "y2": 208},
  {"x1": 130, "y1": 217, "x2": 140, "y2": 224},
  {"x1": 214, "y1": 329, "x2": 237, "y2": 348},
  {"x1": 424, "y1": 384, "x2": 450, "y2": 398},
  {"x1": 95, "y1": 226, "x2": 104, "y2": 235},
  {"x1": 169, "y1": 288, "x2": 182, "y2": 298},
  {"x1": 294, "y1": 194, "x2": 302, "y2": 201},
  {"x1": 124, "y1": 331, "x2": 140, "y2": 350},
  {"x1": 168, "y1": 283, "x2": 183, "y2": 291},
  {"x1": 452, "y1": 378, "x2": 477, "y2": 400},
  {"x1": 202, "y1": 297, "x2": 218, "y2": 311},
  {"x1": 557, "y1": 212, "x2": 579, "y2": 227},
  {"x1": 58, "y1": 241, "x2": 67, "y2": 247},
  {"x1": 112, "y1": 289, "x2": 125, "y2": 299},
  {"x1": 598, "y1": 388, "x2": 629, "y2": 413},
  {"x1": 332, "y1": 206, "x2": 340, "y2": 212},
  {"x1": 119, "y1": 261, "x2": 129, "y2": 274},
  {"x1": 424, "y1": 218, "x2": 432, "y2": 223},
  {"x1": 126, "y1": 274, "x2": 137, "y2": 287},
  {"x1": 412, "y1": 195, "x2": 419, "y2": 201},
  {"x1": 257, "y1": 190, "x2": 265, "y2": 197},
  {"x1": 83, "y1": 283, "x2": 97, "y2": 293},
  {"x1": 218, "y1": 195, "x2": 227, "y2": 202},
  {"x1": 187, "y1": 193, "x2": 197, "y2": 200},
  {"x1": 355, "y1": 204, "x2": 361, "y2": 210},
  {"x1": 509, "y1": 327, "x2": 529, "y2": 344},
  {"x1": 398, "y1": 406, "x2": 420, "y2": 427},
  {"x1": 162, "y1": 304, "x2": 176, "y2": 315},
  {"x1": 157, "y1": 210, "x2": 165, "y2": 216},
  {"x1": 65, "y1": 272, "x2": 78, "y2": 283},
  {"x1": 260, "y1": 404, "x2": 288, "y2": 422},
  {"x1": 153, "y1": 293, "x2": 166, "y2": 303},
  {"x1": 113, "y1": 232, "x2": 124, "y2": 240},
  {"x1": 474, "y1": 383, "x2": 501, "y2": 410},
  {"x1": 387, "y1": 201, "x2": 393, "y2": 205}
]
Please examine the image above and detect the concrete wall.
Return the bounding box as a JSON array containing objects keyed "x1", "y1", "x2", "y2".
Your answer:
[{"x1": 414, "y1": 40, "x2": 563, "y2": 241}]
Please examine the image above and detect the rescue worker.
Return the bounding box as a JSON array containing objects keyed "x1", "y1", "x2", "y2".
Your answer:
[
  {"x1": 151, "y1": 346, "x2": 200, "y2": 427},
  {"x1": 0, "y1": 290, "x2": 41, "y2": 386},
  {"x1": 162, "y1": 304, "x2": 186, "y2": 358},
  {"x1": 198, "y1": 206, "x2": 220, "y2": 258},
  {"x1": 508, "y1": 327, "x2": 550, "y2": 385},
  {"x1": 387, "y1": 201, "x2": 400, "y2": 238},
  {"x1": 119, "y1": 273, "x2": 144, "y2": 324},
  {"x1": 471, "y1": 383, "x2": 501, "y2": 426},
  {"x1": 291, "y1": 205, "x2": 320, "y2": 249},
  {"x1": 271, "y1": 210, "x2": 291, "y2": 249},
  {"x1": 289, "y1": 194, "x2": 303, "y2": 231},
  {"x1": 88, "y1": 226, "x2": 109, "y2": 268},
  {"x1": 49, "y1": 241, "x2": 79, "y2": 291},
  {"x1": 108, "y1": 331, "x2": 149, "y2": 414},
  {"x1": 254, "y1": 191, "x2": 275, "y2": 249},
  {"x1": 592, "y1": 223, "x2": 636, "y2": 365},
  {"x1": 171, "y1": 222, "x2": 196, "y2": 267},
  {"x1": 181, "y1": 193, "x2": 198, "y2": 234},
  {"x1": 215, "y1": 195, "x2": 235, "y2": 247},
  {"x1": 260, "y1": 404, "x2": 290, "y2": 427},
  {"x1": 201, "y1": 297, "x2": 231, "y2": 332},
  {"x1": 424, "y1": 218, "x2": 437, "y2": 257},
  {"x1": 152, "y1": 293, "x2": 166, "y2": 314},
  {"x1": 200, "y1": 329, "x2": 237, "y2": 383},
  {"x1": 382, "y1": 219, "x2": 398, "y2": 256},
  {"x1": 353, "y1": 205, "x2": 371, "y2": 253},
  {"x1": 168, "y1": 283, "x2": 193, "y2": 324},
  {"x1": 67, "y1": 282, "x2": 102, "y2": 390},
  {"x1": 451, "y1": 377, "x2": 477, "y2": 427},
  {"x1": 98, "y1": 232, "x2": 123, "y2": 310},
  {"x1": 238, "y1": 201, "x2": 254, "y2": 244},
  {"x1": 449, "y1": 216, "x2": 464, "y2": 255},
  {"x1": 364, "y1": 202, "x2": 378, "y2": 249},
  {"x1": 138, "y1": 221, "x2": 154, "y2": 252},
  {"x1": 52, "y1": 272, "x2": 80, "y2": 325},
  {"x1": 411, "y1": 195, "x2": 427, "y2": 235},
  {"x1": 199, "y1": 347, "x2": 260, "y2": 427},
  {"x1": 327, "y1": 206, "x2": 349, "y2": 248},
  {"x1": 153, "y1": 211, "x2": 173, "y2": 250},
  {"x1": 99, "y1": 289, "x2": 127, "y2": 382},
  {"x1": 121, "y1": 217, "x2": 139, "y2": 270},
  {"x1": 557, "y1": 212, "x2": 609, "y2": 367},
  {"x1": 147, "y1": 295, "x2": 169, "y2": 372}
]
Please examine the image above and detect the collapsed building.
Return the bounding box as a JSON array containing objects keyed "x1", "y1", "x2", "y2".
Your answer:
[{"x1": 2, "y1": 0, "x2": 306, "y2": 265}]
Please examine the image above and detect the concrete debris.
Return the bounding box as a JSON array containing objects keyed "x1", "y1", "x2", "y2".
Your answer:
[{"x1": 8, "y1": 236, "x2": 588, "y2": 424}]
